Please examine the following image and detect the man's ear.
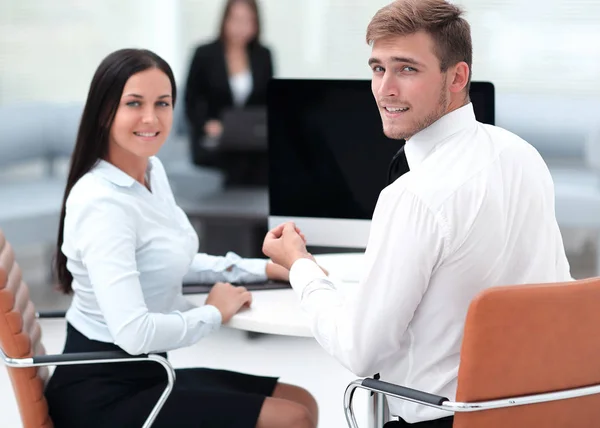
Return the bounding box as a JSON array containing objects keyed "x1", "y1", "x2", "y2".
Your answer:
[{"x1": 448, "y1": 61, "x2": 469, "y2": 94}]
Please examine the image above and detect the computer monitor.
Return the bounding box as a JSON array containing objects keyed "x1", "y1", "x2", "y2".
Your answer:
[{"x1": 267, "y1": 79, "x2": 495, "y2": 249}]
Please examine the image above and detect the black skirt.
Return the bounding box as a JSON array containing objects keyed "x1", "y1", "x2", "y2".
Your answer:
[{"x1": 45, "y1": 323, "x2": 279, "y2": 428}]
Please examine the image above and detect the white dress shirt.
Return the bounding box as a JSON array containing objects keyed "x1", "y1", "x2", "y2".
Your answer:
[
  {"x1": 63, "y1": 157, "x2": 268, "y2": 355},
  {"x1": 289, "y1": 103, "x2": 572, "y2": 423}
]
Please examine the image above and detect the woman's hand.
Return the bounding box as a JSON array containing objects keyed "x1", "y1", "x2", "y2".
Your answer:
[{"x1": 205, "y1": 282, "x2": 252, "y2": 323}]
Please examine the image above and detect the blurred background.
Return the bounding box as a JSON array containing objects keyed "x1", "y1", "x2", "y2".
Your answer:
[
  {"x1": 0, "y1": 0, "x2": 599, "y2": 426},
  {"x1": 3, "y1": 0, "x2": 600, "y2": 101},
  {"x1": 2, "y1": 0, "x2": 599, "y2": 286}
]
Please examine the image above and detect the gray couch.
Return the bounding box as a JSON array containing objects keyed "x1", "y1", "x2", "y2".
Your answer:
[
  {"x1": 0, "y1": 103, "x2": 77, "y2": 248},
  {"x1": 0, "y1": 101, "x2": 223, "y2": 253}
]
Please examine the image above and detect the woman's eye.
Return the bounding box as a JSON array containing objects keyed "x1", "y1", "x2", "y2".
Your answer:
[
  {"x1": 157, "y1": 101, "x2": 171, "y2": 107},
  {"x1": 126, "y1": 101, "x2": 140, "y2": 107}
]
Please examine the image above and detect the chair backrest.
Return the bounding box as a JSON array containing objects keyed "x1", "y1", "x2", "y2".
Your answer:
[
  {"x1": 454, "y1": 278, "x2": 600, "y2": 428},
  {"x1": 0, "y1": 230, "x2": 53, "y2": 428}
]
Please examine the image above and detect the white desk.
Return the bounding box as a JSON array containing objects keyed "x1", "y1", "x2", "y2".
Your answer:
[
  {"x1": 185, "y1": 252, "x2": 389, "y2": 427},
  {"x1": 185, "y1": 253, "x2": 364, "y2": 337}
]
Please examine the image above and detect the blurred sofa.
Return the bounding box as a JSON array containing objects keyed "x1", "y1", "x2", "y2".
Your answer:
[
  {"x1": 0, "y1": 101, "x2": 223, "y2": 254},
  {"x1": 0, "y1": 103, "x2": 78, "y2": 248}
]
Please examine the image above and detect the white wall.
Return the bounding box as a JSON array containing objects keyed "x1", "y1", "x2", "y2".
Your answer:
[
  {"x1": 1, "y1": 0, "x2": 599, "y2": 105},
  {"x1": 181, "y1": 0, "x2": 397, "y2": 80},
  {"x1": 181, "y1": 0, "x2": 600, "y2": 95}
]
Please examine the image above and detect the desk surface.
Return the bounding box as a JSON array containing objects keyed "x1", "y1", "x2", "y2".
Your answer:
[
  {"x1": 185, "y1": 253, "x2": 364, "y2": 337},
  {"x1": 178, "y1": 187, "x2": 268, "y2": 222}
]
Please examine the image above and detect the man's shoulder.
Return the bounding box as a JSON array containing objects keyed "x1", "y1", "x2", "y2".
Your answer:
[
  {"x1": 388, "y1": 126, "x2": 539, "y2": 209},
  {"x1": 481, "y1": 123, "x2": 551, "y2": 176},
  {"x1": 481, "y1": 123, "x2": 539, "y2": 153}
]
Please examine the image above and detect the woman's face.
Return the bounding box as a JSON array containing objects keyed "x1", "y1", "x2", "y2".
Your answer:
[
  {"x1": 109, "y1": 68, "x2": 173, "y2": 160},
  {"x1": 224, "y1": 2, "x2": 257, "y2": 46}
]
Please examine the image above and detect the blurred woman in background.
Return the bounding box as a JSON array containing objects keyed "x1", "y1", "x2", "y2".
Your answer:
[{"x1": 184, "y1": 0, "x2": 273, "y2": 186}]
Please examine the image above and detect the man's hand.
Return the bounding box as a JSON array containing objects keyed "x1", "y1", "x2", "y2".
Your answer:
[
  {"x1": 205, "y1": 282, "x2": 252, "y2": 323},
  {"x1": 265, "y1": 261, "x2": 290, "y2": 282},
  {"x1": 266, "y1": 260, "x2": 329, "y2": 282},
  {"x1": 263, "y1": 222, "x2": 314, "y2": 270}
]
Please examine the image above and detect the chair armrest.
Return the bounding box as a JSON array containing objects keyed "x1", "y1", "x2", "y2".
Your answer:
[
  {"x1": 36, "y1": 310, "x2": 67, "y2": 319},
  {"x1": 362, "y1": 377, "x2": 448, "y2": 406},
  {"x1": 344, "y1": 377, "x2": 600, "y2": 428},
  {"x1": 32, "y1": 350, "x2": 137, "y2": 365},
  {"x1": 1, "y1": 348, "x2": 171, "y2": 373},
  {"x1": 1, "y1": 348, "x2": 175, "y2": 428},
  {"x1": 344, "y1": 378, "x2": 450, "y2": 428}
]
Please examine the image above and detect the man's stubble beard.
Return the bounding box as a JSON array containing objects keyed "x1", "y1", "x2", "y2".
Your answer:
[{"x1": 385, "y1": 77, "x2": 449, "y2": 141}]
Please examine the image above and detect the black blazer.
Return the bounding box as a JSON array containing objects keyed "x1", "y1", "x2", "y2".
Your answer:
[{"x1": 184, "y1": 39, "x2": 274, "y2": 147}]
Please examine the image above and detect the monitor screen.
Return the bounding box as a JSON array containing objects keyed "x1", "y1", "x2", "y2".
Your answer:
[{"x1": 268, "y1": 79, "x2": 495, "y2": 248}]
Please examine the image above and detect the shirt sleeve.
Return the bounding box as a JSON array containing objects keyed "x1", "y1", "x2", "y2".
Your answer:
[
  {"x1": 172, "y1": 293, "x2": 199, "y2": 312},
  {"x1": 289, "y1": 189, "x2": 447, "y2": 376},
  {"x1": 70, "y1": 196, "x2": 223, "y2": 355},
  {"x1": 183, "y1": 252, "x2": 268, "y2": 284}
]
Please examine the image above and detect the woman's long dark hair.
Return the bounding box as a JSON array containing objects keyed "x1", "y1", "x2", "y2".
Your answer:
[
  {"x1": 54, "y1": 48, "x2": 177, "y2": 294},
  {"x1": 218, "y1": 0, "x2": 262, "y2": 47}
]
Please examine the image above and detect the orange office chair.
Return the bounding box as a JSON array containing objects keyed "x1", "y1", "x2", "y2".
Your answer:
[
  {"x1": 344, "y1": 277, "x2": 600, "y2": 428},
  {"x1": 0, "y1": 229, "x2": 176, "y2": 428}
]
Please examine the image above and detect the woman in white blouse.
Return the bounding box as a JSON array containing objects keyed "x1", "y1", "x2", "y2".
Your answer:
[{"x1": 45, "y1": 48, "x2": 317, "y2": 428}]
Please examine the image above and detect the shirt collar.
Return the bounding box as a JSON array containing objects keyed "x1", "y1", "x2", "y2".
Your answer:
[
  {"x1": 404, "y1": 102, "x2": 476, "y2": 169},
  {"x1": 92, "y1": 157, "x2": 154, "y2": 188}
]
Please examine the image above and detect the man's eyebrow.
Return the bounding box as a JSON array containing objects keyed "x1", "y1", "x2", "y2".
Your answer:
[{"x1": 368, "y1": 56, "x2": 424, "y2": 67}]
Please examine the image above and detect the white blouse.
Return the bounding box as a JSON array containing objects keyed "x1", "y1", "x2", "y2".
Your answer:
[
  {"x1": 62, "y1": 157, "x2": 268, "y2": 355},
  {"x1": 229, "y1": 70, "x2": 253, "y2": 106}
]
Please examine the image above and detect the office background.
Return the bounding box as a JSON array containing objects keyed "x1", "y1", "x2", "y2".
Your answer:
[
  {"x1": 0, "y1": 1, "x2": 599, "y2": 426},
  {"x1": 2, "y1": 0, "x2": 600, "y2": 105}
]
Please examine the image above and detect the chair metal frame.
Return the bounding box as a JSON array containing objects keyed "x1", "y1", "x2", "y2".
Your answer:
[
  {"x1": 344, "y1": 377, "x2": 600, "y2": 428},
  {"x1": 0, "y1": 311, "x2": 176, "y2": 428}
]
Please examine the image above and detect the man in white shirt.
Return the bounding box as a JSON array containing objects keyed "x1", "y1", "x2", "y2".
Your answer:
[{"x1": 262, "y1": 0, "x2": 572, "y2": 426}]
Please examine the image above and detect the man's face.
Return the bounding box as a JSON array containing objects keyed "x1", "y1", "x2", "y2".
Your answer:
[{"x1": 369, "y1": 31, "x2": 450, "y2": 140}]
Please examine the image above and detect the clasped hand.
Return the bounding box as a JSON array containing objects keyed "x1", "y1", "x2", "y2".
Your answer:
[
  {"x1": 262, "y1": 222, "x2": 314, "y2": 270},
  {"x1": 206, "y1": 222, "x2": 322, "y2": 324}
]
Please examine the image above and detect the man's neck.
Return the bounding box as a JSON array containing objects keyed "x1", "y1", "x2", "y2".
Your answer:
[{"x1": 445, "y1": 95, "x2": 470, "y2": 117}]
